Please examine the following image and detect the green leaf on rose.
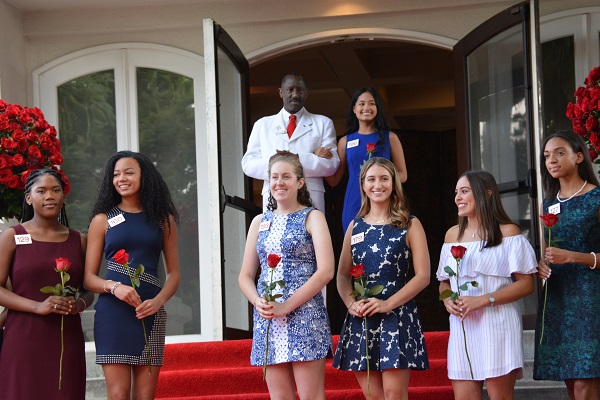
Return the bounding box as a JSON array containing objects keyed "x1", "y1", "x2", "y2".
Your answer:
[
  {"x1": 450, "y1": 292, "x2": 459, "y2": 301},
  {"x1": 367, "y1": 285, "x2": 384, "y2": 296},
  {"x1": 439, "y1": 289, "x2": 453, "y2": 300},
  {"x1": 40, "y1": 285, "x2": 60, "y2": 296},
  {"x1": 136, "y1": 264, "x2": 145, "y2": 276},
  {"x1": 444, "y1": 266, "x2": 456, "y2": 277}
]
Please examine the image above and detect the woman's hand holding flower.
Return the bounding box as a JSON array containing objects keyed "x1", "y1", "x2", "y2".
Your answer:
[
  {"x1": 113, "y1": 284, "x2": 142, "y2": 308},
  {"x1": 455, "y1": 296, "x2": 488, "y2": 320},
  {"x1": 536, "y1": 259, "x2": 552, "y2": 280},
  {"x1": 360, "y1": 297, "x2": 391, "y2": 317},
  {"x1": 543, "y1": 246, "x2": 572, "y2": 265},
  {"x1": 135, "y1": 298, "x2": 161, "y2": 319},
  {"x1": 37, "y1": 295, "x2": 72, "y2": 315}
]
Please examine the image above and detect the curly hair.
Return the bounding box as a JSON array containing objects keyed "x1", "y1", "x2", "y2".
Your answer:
[
  {"x1": 457, "y1": 170, "x2": 515, "y2": 248},
  {"x1": 90, "y1": 151, "x2": 179, "y2": 231},
  {"x1": 345, "y1": 87, "x2": 390, "y2": 148},
  {"x1": 540, "y1": 130, "x2": 599, "y2": 199},
  {"x1": 22, "y1": 168, "x2": 69, "y2": 226},
  {"x1": 356, "y1": 157, "x2": 410, "y2": 228},
  {"x1": 266, "y1": 150, "x2": 313, "y2": 211}
]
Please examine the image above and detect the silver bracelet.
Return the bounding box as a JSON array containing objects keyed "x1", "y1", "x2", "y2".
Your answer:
[
  {"x1": 110, "y1": 281, "x2": 122, "y2": 295},
  {"x1": 103, "y1": 280, "x2": 113, "y2": 293},
  {"x1": 591, "y1": 252, "x2": 597, "y2": 270}
]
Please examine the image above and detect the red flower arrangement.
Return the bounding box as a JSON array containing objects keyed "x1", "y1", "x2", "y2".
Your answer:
[
  {"x1": 566, "y1": 66, "x2": 600, "y2": 169},
  {"x1": 0, "y1": 100, "x2": 69, "y2": 221}
]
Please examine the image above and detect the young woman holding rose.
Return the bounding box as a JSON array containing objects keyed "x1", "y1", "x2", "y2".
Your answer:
[
  {"x1": 534, "y1": 131, "x2": 600, "y2": 399},
  {"x1": 437, "y1": 170, "x2": 537, "y2": 400},
  {"x1": 238, "y1": 150, "x2": 334, "y2": 400},
  {"x1": 0, "y1": 168, "x2": 92, "y2": 399},
  {"x1": 84, "y1": 151, "x2": 180, "y2": 400},
  {"x1": 332, "y1": 157, "x2": 430, "y2": 400},
  {"x1": 326, "y1": 87, "x2": 407, "y2": 231}
]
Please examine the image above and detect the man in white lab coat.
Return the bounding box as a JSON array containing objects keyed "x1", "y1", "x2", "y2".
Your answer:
[{"x1": 241, "y1": 73, "x2": 339, "y2": 213}]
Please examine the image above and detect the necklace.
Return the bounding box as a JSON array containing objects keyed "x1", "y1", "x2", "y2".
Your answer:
[
  {"x1": 367, "y1": 215, "x2": 387, "y2": 224},
  {"x1": 556, "y1": 180, "x2": 587, "y2": 203}
]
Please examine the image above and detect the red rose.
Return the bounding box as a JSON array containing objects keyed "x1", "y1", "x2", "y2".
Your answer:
[
  {"x1": 349, "y1": 263, "x2": 365, "y2": 278},
  {"x1": 450, "y1": 245, "x2": 467, "y2": 260},
  {"x1": 1, "y1": 137, "x2": 16, "y2": 150},
  {"x1": 0, "y1": 99, "x2": 6, "y2": 111},
  {"x1": 54, "y1": 257, "x2": 71, "y2": 272},
  {"x1": 16, "y1": 140, "x2": 28, "y2": 153},
  {"x1": 12, "y1": 154, "x2": 24, "y2": 167},
  {"x1": 585, "y1": 66, "x2": 600, "y2": 86},
  {"x1": 566, "y1": 102, "x2": 575, "y2": 119},
  {"x1": 19, "y1": 109, "x2": 31, "y2": 125},
  {"x1": 0, "y1": 169, "x2": 11, "y2": 184},
  {"x1": 573, "y1": 121, "x2": 586, "y2": 136},
  {"x1": 540, "y1": 212, "x2": 559, "y2": 228},
  {"x1": 0, "y1": 154, "x2": 11, "y2": 168},
  {"x1": 574, "y1": 104, "x2": 584, "y2": 119},
  {"x1": 20, "y1": 169, "x2": 32, "y2": 186},
  {"x1": 28, "y1": 145, "x2": 42, "y2": 159},
  {"x1": 590, "y1": 131, "x2": 600, "y2": 148},
  {"x1": 5, "y1": 104, "x2": 21, "y2": 119},
  {"x1": 587, "y1": 116, "x2": 599, "y2": 132},
  {"x1": 590, "y1": 148, "x2": 598, "y2": 161},
  {"x1": 267, "y1": 253, "x2": 282, "y2": 268},
  {"x1": 0, "y1": 115, "x2": 8, "y2": 130},
  {"x1": 366, "y1": 143, "x2": 376, "y2": 153},
  {"x1": 49, "y1": 151, "x2": 63, "y2": 165},
  {"x1": 6, "y1": 175, "x2": 20, "y2": 189},
  {"x1": 113, "y1": 249, "x2": 129, "y2": 265},
  {"x1": 12, "y1": 129, "x2": 25, "y2": 141},
  {"x1": 25, "y1": 132, "x2": 38, "y2": 143},
  {"x1": 39, "y1": 134, "x2": 53, "y2": 151}
]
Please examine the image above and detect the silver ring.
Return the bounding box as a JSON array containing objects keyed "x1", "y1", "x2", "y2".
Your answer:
[{"x1": 53, "y1": 304, "x2": 57, "y2": 309}]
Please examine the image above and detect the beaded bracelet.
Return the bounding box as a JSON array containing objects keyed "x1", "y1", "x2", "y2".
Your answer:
[
  {"x1": 110, "y1": 281, "x2": 122, "y2": 295},
  {"x1": 591, "y1": 252, "x2": 597, "y2": 270}
]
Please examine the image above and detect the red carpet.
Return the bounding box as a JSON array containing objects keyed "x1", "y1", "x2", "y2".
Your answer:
[{"x1": 156, "y1": 332, "x2": 453, "y2": 399}]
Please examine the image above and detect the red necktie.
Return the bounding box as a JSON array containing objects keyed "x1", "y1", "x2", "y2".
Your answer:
[{"x1": 287, "y1": 115, "x2": 296, "y2": 138}]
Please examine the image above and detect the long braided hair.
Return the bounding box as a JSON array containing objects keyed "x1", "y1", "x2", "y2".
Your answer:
[{"x1": 22, "y1": 168, "x2": 69, "y2": 226}]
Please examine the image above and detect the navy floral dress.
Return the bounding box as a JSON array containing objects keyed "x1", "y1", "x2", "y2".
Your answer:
[
  {"x1": 250, "y1": 207, "x2": 332, "y2": 365},
  {"x1": 534, "y1": 187, "x2": 600, "y2": 380},
  {"x1": 333, "y1": 216, "x2": 429, "y2": 371}
]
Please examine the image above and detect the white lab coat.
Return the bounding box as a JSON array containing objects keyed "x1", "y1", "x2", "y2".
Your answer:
[{"x1": 241, "y1": 107, "x2": 339, "y2": 212}]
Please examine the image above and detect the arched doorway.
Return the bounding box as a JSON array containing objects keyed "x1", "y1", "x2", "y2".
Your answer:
[{"x1": 246, "y1": 34, "x2": 459, "y2": 332}]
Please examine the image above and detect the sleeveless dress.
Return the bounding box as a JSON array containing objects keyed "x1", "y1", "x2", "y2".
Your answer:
[
  {"x1": 333, "y1": 217, "x2": 429, "y2": 371},
  {"x1": 342, "y1": 131, "x2": 392, "y2": 231},
  {"x1": 0, "y1": 225, "x2": 86, "y2": 399},
  {"x1": 534, "y1": 187, "x2": 600, "y2": 380},
  {"x1": 436, "y1": 235, "x2": 537, "y2": 380},
  {"x1": 94, "y1": 207, "x2": 167, "y2": 365},
  {"x1": 250, "y1": 207, "x2": 332, "y2": 365}
]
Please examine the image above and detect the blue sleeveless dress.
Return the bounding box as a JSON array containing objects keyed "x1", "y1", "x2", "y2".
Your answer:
[
  {"x1": 342, "y1": 131, "x2": 392, "y2": 231},
  {"x1": 333, "y1": 217, "x2": 429, "y2": 371},
  {"x1": 250, "y1": 207, "x2": 332, "y2": 365},
  {"x1": 534, "y1": 187, "x2": 600, "y2": 380},
  {"x1": 94, "y1": 207, "x2": 167, "y2": 365}
]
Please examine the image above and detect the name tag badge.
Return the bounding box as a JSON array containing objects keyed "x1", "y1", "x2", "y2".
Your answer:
[
  {"x1": 259, "y1": 221, "x2": 271, "y2": 232},
  {"x1": 107, "y1": 214, "x2": 126, "y2": 228},
  {"x1": 347, "y1": 139, "x2": 359, "y2": 149},
  {"x1": 548, "y1": 203, "x2": 560, "y2": 215},
  {"x1": 351, "y1": 232, "x2": 364, "y2": 245},
  {"x1": 14, "y1": 234, "x2": 32, "y2": 245}
]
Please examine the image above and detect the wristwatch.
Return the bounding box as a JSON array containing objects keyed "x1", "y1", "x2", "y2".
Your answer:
[{"x1": 489, "y1": 295, "x2": 495, "y2": 307}]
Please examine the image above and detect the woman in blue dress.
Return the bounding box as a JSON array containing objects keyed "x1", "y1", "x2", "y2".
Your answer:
[
  {"x1": 333, "y1": 157, "x2": 430, "y2": 400},
  {"x1": 84, "y1": 151, "x2": 180, "y2": 400},
  {"x1": 326, "y1": 87, "x2": 407, "y2": 230},
  {"x1": 238, "y1": 150, "x2": 334, "y2": 400},
  {"x1": 534, "y1": 131, "x2": 600, "y2": 399}
]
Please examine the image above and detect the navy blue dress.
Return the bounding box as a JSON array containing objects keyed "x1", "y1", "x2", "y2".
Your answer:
[
  {"x1": 341, "y1": 131, "x2": 392, "y2": 231},
  {"x1": 94, "y1": 207, "x2": 167, "y2": 365},
  {"x1": 333, "y1": 217, "x2": 429, "y2": 371},
  {"x1": 534, "y1": 187, "x2": 600, "y2": 380}
]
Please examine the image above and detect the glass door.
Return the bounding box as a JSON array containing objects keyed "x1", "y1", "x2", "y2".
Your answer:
[
  {"x1": 204, "y1": 19, "x2": 260, "y2": 339},
  {"x1": 453, "y1": 1, "x2": 541, "y2": 322}
]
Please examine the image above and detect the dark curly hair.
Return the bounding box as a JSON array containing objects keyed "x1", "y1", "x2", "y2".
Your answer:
[
  {"x1": 22, "y1": 168, "x2": 69, "y2": 226},
  {"x1": 345, "y1": 87, "x2": 390, "y2": 148},
  {"x1": 540, "y1": 130, "x2": 599, "y2": 199},
  {"x1": 90, "y1": 151, "x2": 179, "y2": 231},
  {"x1": 266, "y1": 150, "x2": 313, "y2": 211}
]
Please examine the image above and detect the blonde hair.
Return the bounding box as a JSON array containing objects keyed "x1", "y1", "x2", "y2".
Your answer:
[{"x1": 357, "y1": 157, "x2": 410, "y2": 228}]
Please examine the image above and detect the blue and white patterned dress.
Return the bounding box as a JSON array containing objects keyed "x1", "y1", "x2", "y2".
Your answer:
[
  {"x1": 333, "y1": 216, "x2": 429, "y2": 371},
  {"x1": 250, "y1": 207, "x2": 332, "y2": 366}
]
